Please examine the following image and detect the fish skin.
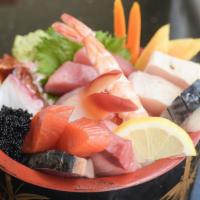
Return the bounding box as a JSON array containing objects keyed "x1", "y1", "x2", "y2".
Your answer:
[
  {"x1": 161, "y1": 79, "x2": 200, "y2": 125},
  {"x1": 28, "y1": 150, "x2": 95, "y2": 178}
]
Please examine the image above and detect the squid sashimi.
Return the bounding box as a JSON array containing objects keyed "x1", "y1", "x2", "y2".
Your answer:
[
  {"x1": 28, "y1": 150, "x2": 95, "y2": 178},
  {"x1": 52, "y1": 13, "x2": 148, "y2": 121},
  {"x1": 0, "y1": 74, "x2": 43, "y2": 114},
  {"x1": 45, "y1": 61, "x2": 98, "y2": 95},
  {"x1": 129, "y1": 71, "x2": 182, "y2": 115},
  {"x1": 57, "y1": 118, "x2": 111, "y2": 157},
  {"x1": 74, "y1": 48, "x2": 135, "y2": 77},
  {"x1": 145, "y1": 51, "x2": 200, "y2": 89},
  {"x1": 23, "y1": 105, "x2": 73, "y2": 153},
  {"x1": 91, "y1": 135, "x2": 139, "y2": 176}
]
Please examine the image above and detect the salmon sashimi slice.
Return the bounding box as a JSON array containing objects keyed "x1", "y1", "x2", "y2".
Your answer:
[
  {"x1": 23, "y1": 105, "x2": 73, "y2": 153},
  {"x1": 145, "y1": 51, "x2": 200, "y2": 89},
  {"x1": 57, "y1": 118, "x2": 111, "y2": 157},
  {"x1": 129, "y1": 71, "x2": 182, "y2": 115}
]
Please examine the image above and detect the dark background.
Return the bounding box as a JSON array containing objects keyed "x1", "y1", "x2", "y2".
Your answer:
[
  {"x1": 0, "y1": 0, "x2": 199, "y2": 199},
  {"x1": 0, "y1": 0, "x2": 169, "y2": 56}
]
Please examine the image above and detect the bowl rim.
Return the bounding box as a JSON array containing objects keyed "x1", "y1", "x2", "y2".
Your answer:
[{"x1": 0, "y1": 133, "x2": 199, "y2": 193}]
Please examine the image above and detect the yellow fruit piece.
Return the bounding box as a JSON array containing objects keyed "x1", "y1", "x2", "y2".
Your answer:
[
  {"x1": 135, "y1": 24, "x2": 169, "y2": 70},
  {"x1": 115, "y1": 117, "x2": 196, "y2": 164},
  {"x1": 168, "y1": 38, "x2": 200, "y2": 60}
]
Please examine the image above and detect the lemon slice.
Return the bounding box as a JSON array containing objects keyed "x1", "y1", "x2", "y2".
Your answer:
[{"x1": 115, "y1": 117, "x2": 196, "y2": 164}]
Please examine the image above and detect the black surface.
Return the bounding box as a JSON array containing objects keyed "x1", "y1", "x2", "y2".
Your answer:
[
  {"x1": 0, "y1": 0, "x2": 199, "y2": 199},
  {"x1": 0, "y1": 0, "x2": 170, "y2": 56}
]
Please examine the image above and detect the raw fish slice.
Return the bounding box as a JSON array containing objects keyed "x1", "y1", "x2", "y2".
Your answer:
[
  {"x1": 0, "y1": 75, "x2": 43, "y2": 114},
  {"x1": 129, "y1": 71, "x2": 182, "y2": 115},
  {"x1": 56, "y1": 87, "x2": 89, "y2": 122},
  {"x1": 91, "y1": 152, "x2": 137, "y2": 176},
  {"x1": 45, "y1": 61, "x2": 98, "y2": 95},
  {"x1": 91, "y1": 135, "x2": 139, "y2": 176},
  {"x1": 114, "y1": 54, "x2": 135, "y2": 77},
  {"x1": 145, "y1": 51, "x2": 200, "y2": 88},
  {"x1": 23, "y1": 105, "x2": 73, "y2": 153},
  {"x1": 88, "y1": 93, "x2": 137, "y2": 112},
  {"x1": 28, "y1": 150, "x2": 94, "y2": 178},
  {"x1": 161, "y1": 79, "x2": 200, "y2": 125},
  {"x1": 102, "y1": 120, "x2": 118, "y2": 131},
  {"x1": 57, "y1": 118, "x2": 111, "y2": 157},
  {"x1": 74, "y1": 48, "x2": 135, "y2": 77},
  {"x1": 182, "y1": 107, "x2": 200, "y2": 132}
]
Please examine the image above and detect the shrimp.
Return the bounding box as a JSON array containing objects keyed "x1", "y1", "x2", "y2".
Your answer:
[{"x1": 52, "y1": 13, "x2": 148, "y2": 120}]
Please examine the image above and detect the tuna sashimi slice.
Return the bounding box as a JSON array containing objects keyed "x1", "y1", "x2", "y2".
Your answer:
[
  {"x1": 129, "y1": 71, "x2": 182, "y2": 115},
  {"x1": 74, "y1": 48, "x2": 135, "y2": 76},
  {"x1": 114, "y1": 54, "x2": 135, "y2": 77},
  {"x1": 0, "y1": 74, "x2": 43, "y2": 114},
  {"x1": 28, "y1": 150, "x2": 95, "y2": 178},
  {"x1": 145, "y1": 51, "x2": 200, "y2": 89},
  {"x1": 91, "y1": 135, "x2": 139, "y2": 176},
  {"x1": 45, "y1": 61, "x2": 98, "y2": 95}
]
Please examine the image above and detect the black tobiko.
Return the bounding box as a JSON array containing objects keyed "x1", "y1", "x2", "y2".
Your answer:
[{"x1": 0, "y1": 106, "x2": 32, "y2": 162}]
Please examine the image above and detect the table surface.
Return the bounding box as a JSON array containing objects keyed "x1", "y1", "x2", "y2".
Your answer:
[{"x1": 0, "y1": 0, "x2": 199, "y2": 199}]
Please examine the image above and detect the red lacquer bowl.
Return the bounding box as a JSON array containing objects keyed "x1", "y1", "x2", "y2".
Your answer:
[{"x1": 0, "y1": 133, "x2": 199, "y2": 192}]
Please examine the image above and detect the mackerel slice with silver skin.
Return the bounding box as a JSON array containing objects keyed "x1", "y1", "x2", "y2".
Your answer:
[
  {"x1": 161, "y1": 79, "x2": 200, "y2": 125},
  {"x1": 28, "y1": 150, "x2": 94, "y2": 178}
]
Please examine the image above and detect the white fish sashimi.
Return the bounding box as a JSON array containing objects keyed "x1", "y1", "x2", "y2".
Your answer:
[
  {"x1": 182, "y1": 107, "x2": 200, "y2": 132},
  {"x1": 145, "y1": 51, "x2": 200, "y2": 89},
  {"x1": 56, "y1": 87, "x2": 88, "y2": 122},
  {"x1": 0, "y1": 75, "x2": 44, "y2": 114},
  {"x1": 129, "y1": 71, "x2": 182, "y2": 115}
]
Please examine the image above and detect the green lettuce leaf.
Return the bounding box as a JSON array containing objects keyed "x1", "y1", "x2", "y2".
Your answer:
[
  {"x1": 96, "y1": 31, "x2": 131, "y2": 60},
  {"x1": 35, "y1": 28, "x2": 82, "y2": 80},
  {"x1": 12, "y1": 30, "x2": 48, "y2": 61}
]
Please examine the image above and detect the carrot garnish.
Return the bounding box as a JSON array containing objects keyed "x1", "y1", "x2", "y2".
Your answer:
[
  {"x1": 114, "y1": 0, "x2": 126, "y2": 38},
  {"x1": 127, "y1": 2, "x2": 141, "y2": 64}
]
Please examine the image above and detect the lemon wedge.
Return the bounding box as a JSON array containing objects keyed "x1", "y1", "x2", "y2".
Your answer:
[{"x1": 115, "y1": 117, "x2": 196, "y2": 164}]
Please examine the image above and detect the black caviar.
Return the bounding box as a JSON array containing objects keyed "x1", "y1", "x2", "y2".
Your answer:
[{"x1": 0, "y1": 106, "x2": 32, "y2": 162}]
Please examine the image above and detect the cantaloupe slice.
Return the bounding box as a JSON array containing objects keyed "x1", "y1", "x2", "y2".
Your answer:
[
  {"x1": 135, "y1": 24, "x2": 169, "y2": 70},
  {"x1": 168, "y1": 39, "x2": 200, "y2": 60}
]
